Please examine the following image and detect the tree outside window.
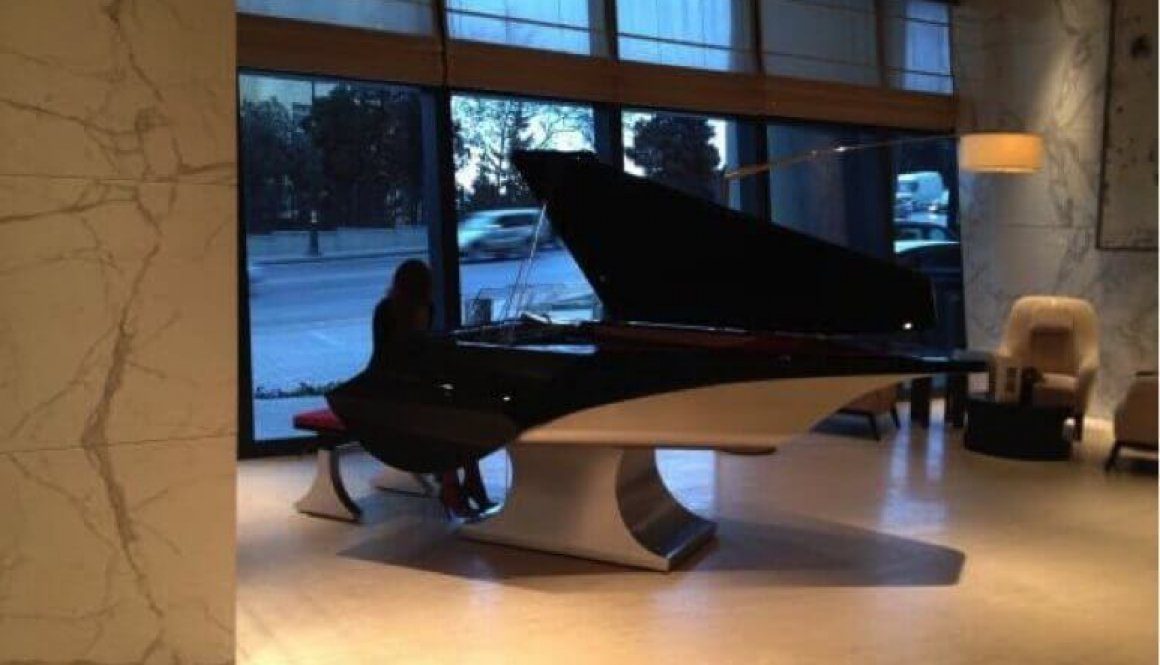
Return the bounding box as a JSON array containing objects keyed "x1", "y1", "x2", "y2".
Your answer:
[
  {"x1": 622, "y1": 110, "x2": 736, "y2": 207},
  {"x1": 451, "y1": 94, "x2": 598, "y2": 323}
]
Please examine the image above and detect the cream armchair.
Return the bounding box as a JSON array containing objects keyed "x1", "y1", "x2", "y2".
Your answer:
[
  {"x1": 992, "y1": 296, "x2": 1099, "y2": 439},
  {"x1": 1105, "y1": 372, "x2": 1158, "y2": 471}
]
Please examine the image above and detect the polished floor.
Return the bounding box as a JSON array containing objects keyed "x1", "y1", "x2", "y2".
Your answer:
[{"x1": 237, "y1": 405, "x2": 1157, "y2": 664}]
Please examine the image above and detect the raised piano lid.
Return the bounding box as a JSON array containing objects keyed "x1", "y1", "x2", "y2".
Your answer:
[{"x1": 512, "y1": 150, "x2": 936, "y2": 335}]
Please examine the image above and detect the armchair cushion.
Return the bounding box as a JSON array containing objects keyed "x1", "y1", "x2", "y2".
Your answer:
[
  {"x1": 1027, "y1": 328, "x2": 1077, "y2": 375},
  {"x1": 1031, "y1": 373, "x2": 1077, "y2": 409}
]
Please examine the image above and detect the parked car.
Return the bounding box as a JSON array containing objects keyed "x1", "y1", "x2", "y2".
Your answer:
[
  {"x1": 895, "y1": 171, "x2": 946, "y2": 215},
  {"x1": 893, "y1": 221, "x2": 958, "y2": 255},
  {"x1": 458, "y1": 208, "x2": 557, "y2": 261},
  {"x1": 929, "y1": 189, "x2": 950, "y2": 214}
]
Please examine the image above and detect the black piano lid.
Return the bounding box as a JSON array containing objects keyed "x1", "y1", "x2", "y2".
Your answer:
[{"x1": 513, "y1": 150, "x2": 936, "y2": 335}]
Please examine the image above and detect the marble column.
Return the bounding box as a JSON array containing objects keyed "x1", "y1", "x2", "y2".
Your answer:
[
  {"x1": 953, "y1": 0, "x2": 1158, "y2": 417},
  {"x1": 0, "y1": 1, "x2": 237, "y2": 663}
]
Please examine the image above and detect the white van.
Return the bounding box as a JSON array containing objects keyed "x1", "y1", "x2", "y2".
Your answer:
[{"x1": 896, "y1": 171, "x2": 946, "y2": 215}]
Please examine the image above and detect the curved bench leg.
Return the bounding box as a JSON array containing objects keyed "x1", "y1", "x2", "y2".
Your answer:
[
  {"x1": 295, "y1": 445, "x2": 362, "y2": 522},
  {"x1": 458, "y1": 444, "x2": 714, "y2": 571}
]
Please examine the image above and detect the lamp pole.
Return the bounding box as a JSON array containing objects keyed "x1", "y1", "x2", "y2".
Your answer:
[
  {"x1": 720, "y1": 131, "x2": 1043, "y2": 203},
  {"x1": 720, "y1": 133, "x2": 961, "y2": 203}
]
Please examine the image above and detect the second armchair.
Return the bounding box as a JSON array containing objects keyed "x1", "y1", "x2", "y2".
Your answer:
[{"x1": 990, "y1": 296, "x2": 1099, "y2": 439}]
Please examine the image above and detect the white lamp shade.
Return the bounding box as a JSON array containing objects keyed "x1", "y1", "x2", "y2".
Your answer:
[{"x1": 959, "y1": 133, "x2": 1043, "y2": 173}]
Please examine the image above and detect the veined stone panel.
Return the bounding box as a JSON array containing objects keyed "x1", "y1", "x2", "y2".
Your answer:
[
  {"x1": 0, "y1": 0, "x2": 237, "y2": 662},
  {"x1": 0, "y1": 438, "x2": 235, "y2": 664},
  {"x1": 955, "y1": 0, "x2": 1158, "y2": 416},
  {"x1": 0, "y1": 179, "x2": 236, "y2": 453},
  {"x1": 0, "y1": 0, "x2": 235, "y2": 183}
]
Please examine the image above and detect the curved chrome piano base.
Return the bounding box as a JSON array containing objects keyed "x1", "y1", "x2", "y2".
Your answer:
[
  {"x1": 459, "y1": 374, "x2": 920, "y2": 570},
  {"x1": 459, "y1": 444, "x2": 715, "y2": 571}
]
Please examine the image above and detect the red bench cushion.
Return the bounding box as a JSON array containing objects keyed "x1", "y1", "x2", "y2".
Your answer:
[{"x1": 292, "y1": 408, "x2": 347, "y2": 435}]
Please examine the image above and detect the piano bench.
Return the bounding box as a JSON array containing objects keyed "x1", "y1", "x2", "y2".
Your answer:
[
  {"x1": 292, "y1": 408, "x2": 349, "y2": 440},
  {"x1": 291, "y1": 408, "x2": 437, "y2": 522}
]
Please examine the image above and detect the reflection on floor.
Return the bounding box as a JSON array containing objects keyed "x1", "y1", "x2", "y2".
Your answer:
[{"x1": 237, "y1": 404, "x2": 1157, "y2": 665}]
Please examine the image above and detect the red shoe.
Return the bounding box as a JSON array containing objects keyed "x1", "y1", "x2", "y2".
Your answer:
[
  {"x1": 462, "y1": 463, "x2": 498, "y2": 512},
  {"x1": 438, "y1": 473, "x2": 478, "y2": 520}
]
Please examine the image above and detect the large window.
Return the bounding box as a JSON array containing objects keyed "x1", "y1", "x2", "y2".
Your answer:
[
  {"x1": 237, "y1": 0, "x2": 954, "y2": 96},
  {"x1": 622, "y1": 109, "x2": 740, "y2": 209},
  {"x1": 446, "y1": 0, "x2": 607, "y2": 56},
  {"x1": 452, "y1": 94, "x2": 599, "y2": 324},
  {"x1": 766, "y1": 121, "x2": 891, "y2": 258},
  {"x1": 760, "y1": 0, "x2": 951, "y2": 92},
  {"x1": 892, "y1": 133, "x2": 962, "y2": 347},
  {"x1": 240, "y1": 72, "x2": 433, "y2": 441},
  {"x1": 760, "y1": 0, "x2": 879, "y2": 86},
  {"x1": 617, "y1": 0, "x2": 755, "y2": 72},
  {"x1": 238, "y1": 0, "x2": 434, "y2": 34},
  {"x1": 883, "y1": 0, "x2": 953, "y2": 93},
  {"x1": 236, "y1": 2, "x2": 962, "y2": 447},
  {"x1": 892, "y1": 135, "x2": 955, "y2": 235}
]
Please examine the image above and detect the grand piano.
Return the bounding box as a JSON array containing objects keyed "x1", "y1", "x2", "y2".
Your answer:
[{"x1": 328, "y1": 150, "x2": 983, "y2": 571}]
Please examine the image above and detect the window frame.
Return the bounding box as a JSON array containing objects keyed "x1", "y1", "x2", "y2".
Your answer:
[
  {"x1": 237, "y1": 3, "x2": 958, "y2": 131},
  {"x1": 235, "y1": 68, "x2": 454, "y2": 454}
]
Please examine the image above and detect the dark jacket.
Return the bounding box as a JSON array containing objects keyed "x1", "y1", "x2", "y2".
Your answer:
[
  {"x1": 365, "y1": 297, "x2": 433, "y2": 380},
  {"x1": 329, "y1": 297, "x2": 484, "y2": 473}
]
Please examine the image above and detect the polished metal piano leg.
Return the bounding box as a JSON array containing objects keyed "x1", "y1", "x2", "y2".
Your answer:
[{"x1": 458, "y1": 444, "x2": 715, "y2": 571}]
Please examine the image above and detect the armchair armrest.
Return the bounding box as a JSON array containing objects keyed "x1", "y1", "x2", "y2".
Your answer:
[
  {"x1": 986, "y1": 351, "x2": 1016, "y2": 398},
  {"x1": 1116, "y1": 374, "x2": 1158, "y2": 446},
  {"x1": 1074, "y1": 355, "x2": 1099, "y2": 411}
]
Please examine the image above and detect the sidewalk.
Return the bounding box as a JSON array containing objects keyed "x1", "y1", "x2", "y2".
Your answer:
[
  {"x1": 252, "y1": 245, "x2": 427, "y2": 265},
  {"x1": 247, "y1": 227, "x2": 428, "y2": 265}
]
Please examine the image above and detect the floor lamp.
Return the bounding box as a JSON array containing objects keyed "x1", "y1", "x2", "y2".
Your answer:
[
  {"x1": 718, "y1": 131, "x2": 1043, "y2": 434},
  {"x1": 720, "y1": 131, "x2": 1044, "y2": 201}
]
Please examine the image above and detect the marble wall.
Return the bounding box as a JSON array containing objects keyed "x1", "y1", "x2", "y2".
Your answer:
[
  {"x1": 1099, "y1": 0, "x2": 1158, "y2": 248},
  {"x1": 953, "y1": 0, "x2": 1158, "y2": 417},
  {"x1": 0, "y1": 1, "x2": 237, "y2": 663}
]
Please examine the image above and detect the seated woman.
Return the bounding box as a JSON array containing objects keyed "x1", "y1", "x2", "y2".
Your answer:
[{"x1": 366, "y1": 259, "x2": 496, "y2": 518}]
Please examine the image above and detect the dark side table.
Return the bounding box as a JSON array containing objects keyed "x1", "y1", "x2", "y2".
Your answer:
[
  {"x1": 964, "y1": 396, "x2": 1071, "y2": 461},
  {"x1": 910, "y1": 349, "x2": 991, "y2": 428}
]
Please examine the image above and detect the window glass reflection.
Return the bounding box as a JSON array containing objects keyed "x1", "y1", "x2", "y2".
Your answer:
[
  {"x1": 239, "y1": 72, "x2": 432, "y2": 441},
  {"x1": 622, "y1": 109, "x2": 740, "y2": 209},
  {"x1": 238, "y1": 0, "x2": 434, "y2": 34},
  {"x1": 617, "y1": 0, "x2": 754, "y2": 72},
  {"x1": 892, "y1": 134, "x2": 962, "y2": 347},
  {"x1": 446, "y1": 0, "x2": 606, "y2": 56},
  {"x1": 452, "y1": 94, "x2": 599, "y2": 323},
  {"x1": 760, "y1": 0, "x2": 879, "y2": 86},
  {"x1": 766, "y1": 122, "x2": 889, "y2": 257},
  {"x1": 882, "y1": 0, "x2": 953, "y2": 93}
]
